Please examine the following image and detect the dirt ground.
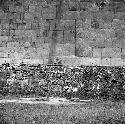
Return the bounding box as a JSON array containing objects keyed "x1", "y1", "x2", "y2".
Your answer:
[{"x1": 0, "y1": 97, "x2": 125, "y2": 124}]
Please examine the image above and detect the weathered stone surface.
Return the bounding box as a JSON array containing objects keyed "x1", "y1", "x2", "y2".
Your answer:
[
  {"x1": 42, "y1": 6, "x2": 56, "y2": 19},
  {"x1": 104, "y1": 38, "x2": 113, "y2": 48},
  {"x1": 0, "y1": 1, "x2": 124, "y2": 65},
  {"x1": 93, "y1": 48, "x2": 102, "y2": 58},
  {"x1": 29, "y1": 5, "x2": 36, "y2": 13},
  {"x1": 61, "y1": 56, "x2": 81, "y2": 66},
  {"x1": 64, "y1": 31, "x2": 75, "y2": 44},
  {"x1": 111, "y1": 58, "x2": 123, "y2": 66},
  {"x1": 101, "y1": 58, "x2": 111, "y2": 66},
  {"x1": 63, "y1": 43, "x2": 75, "y2": 56},
  {"x1": 24, "y1": 12, "x2": 34, "y2": 22},
  {"x1": 63, "y1": 11, "x2": 80, "y2": 20},
  {"x1": 102, "y1": 47, "x2": 121, "y2": 58}
]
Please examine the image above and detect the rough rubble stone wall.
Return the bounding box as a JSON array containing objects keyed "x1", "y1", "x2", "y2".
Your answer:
[{"x1": 0, "y1": 1, "x2": 125, "y2": 66}]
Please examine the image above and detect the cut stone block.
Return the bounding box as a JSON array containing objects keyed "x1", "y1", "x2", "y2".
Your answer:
[
  {"x1": 121, "y1": 39, "x2": 125, "y2": 48},
  {"x1": 93, "y1": 48, "x2": 102, "y2": 58},
  {"x1": 15, "y1": 6, "x2": 23, "y2": 13},
  {"x1": 24, "y1": 12, "x2": 34, "y2": 21},
  {"x1": 61, "y1": 56, "x2": 81, "y2": 66},
  {"x1": 63, "y1": 11, "x2": 80, "y2": 20},
  {"x1": 7, "y1": 41, "x2": 19, "y2": 48},
  {"x1": 104, "y1": 38, "x2": 113, "y2": 48},
  {"x1": 101, "y1": 11, "x2": 114, "y2": 23},
  {"x1": 1, "y1": 30, "x2": 9, "y2": 36},
  {"x1": 1, "y1": 24, "x2": 9, "y2": 30},
  {"x1": 9, "y1": 5, "x2": 16, "y2": 12},
  {"x1": 101, "y1": 58, "x2": 111, "y2": 66},
  {"x1": 64, "y1": 31, "x2": 75, "y2": 44},
  {"x1": 9, "y1": 24, "x2": 18, "y2": 30},
  {"x1": 111, "y1": 58, "x2": 123, "y2": 66},
  {"x1": 90, "y1": 58, "x2": 101, "y2": 66},
  {"x1": 62, "y1": 20, "x2": 75, "y2": 30},
  {"x1": 25, "y1": 30, "x2": 36, "y2": 38},
  {"x1": 31, "y1": 22, "x2": 40, "y2": 30},
  {"x1": 24, "y1": 23, "x2": 32, "y2": 30},
  {"x1": 114, "y1": 12, "x2": 125, "y2": 20},
  {"x1": 0, "y1": 36, "x2": 9, "y2": 42},
  {"x1": 42, "y1": 6, "x2": 56, "y2": 19},
  {"x1": 15, "y1": 30, "x2": 25, "y2": 38},
  {"x1": 17, "y1": 24, "x2": 26, "y2": 30},
  {"x1": 102, "y1": 47, "x2": 121, "y2": 58},
  {"x1": 29, "y1": 5, "x2": 36, "y2": 13},
  {"x1": 63, "y1": 43, "x2": 75, "y2": 56},
  {"x1": 80, "y1": 57, "x2": 91, "y2": 66}
]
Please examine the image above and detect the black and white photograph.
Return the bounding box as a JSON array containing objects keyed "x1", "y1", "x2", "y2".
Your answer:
[{"x1": 0, "y1": 0, "x2": 125, "y2": 124}]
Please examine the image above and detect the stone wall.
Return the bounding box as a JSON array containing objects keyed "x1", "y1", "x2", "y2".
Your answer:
[{"x1": 0, "y1": 0, "x2": 125, "y2": 66}]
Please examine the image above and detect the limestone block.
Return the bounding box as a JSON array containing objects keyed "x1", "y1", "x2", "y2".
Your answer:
[
  {"x1": 0, "y1": 36, "x2": 9, "y2": 42},
  {"x1": 76, "y1": 39, "x2": 92, "y2": 57},
  {"x1": 121, "y1": 39, "x2": 125, "y2": 49},
  {"x1": 9, "y1": 5, "x2": 16, "y2": 12},
  {"x1": 25, "y1": 30, "x2": 36, "y2": 38},
  {"x1": 111, "y1": 47, "x2": 121, "y2": 58},
  {"x1": 0, "y1": 52, "x2": 5, "y2": 58},
  {"x1": 63, "y1": 11, "x2": 80, "y2": 20},
  {"x1": 101, "y1": 58, "x2": 111, "y2": 66},
  {"x1": 7, "y1": 47, "x2": 16, "y2": 56},
  {"x1": 101, "y1": 11, "x2": 114, "y2": 23},
  {"x1": 61, "y1": 56, "x2": 81, "y2": 66},
  {"x1": 63, "y1": 43, "x2": 75, "y2": 56},
  {"x1": 31, "y1": 22, "x2": 39, "y2": 30},
  {"x1": 29, "y1": 5, "x2": 36, "y2": 13},
  {"x1": 101, "y1": 28, "x2": 115, "y2": 39},
  {"x1": 76, "y1": 20, "x2": 83, "y2": 28},
  {"x1": 114, "y1": 29, "x2": 124, "y2": 39},
  {"x1": 1, "y1": 30, "x2": 9, "y2": 36},
  {"x1": 93, "y1": 48, "x2": 102, "y2": 58},
  {"x1": 56, "y1": 44, "x2": 64, "y2": 56},
  {"x1": 0, "y1": 29, "x2": 1, "y2": 36},
  {"x1": 24, "y1": 12, "x2": 34, "y2": 21},
  {"x1": 112, "y1": 39, "x2": 122, "y2": 48},
  {"x1": 15, "y1": 30, "x2": 25, "y2": 38},
  {"x1": 111, "y1": 58, "x2": 123, "y2": 66},
  {"x1": 121, "y1": 48, "x2": 125, "y2": 55},
  {"x1": 15, "y1": 6, "x2": 23, "y2": 13},
  {"x1": 0, "y1": 47, "x2": 5, "y2": 52},
  {"x1": 64, "y1": 31, "x2": 75, "y2": 44},
  {"x1": 112, "y1": 19, "x2": 122, "y2": 29},
  {"x1": 18, "y1": 24, "x2": 26, "y2": 30},
  {"x1": 23, "y1": 41, "x2": 31, "y2": 48},
  {"x1": 122, "y1": 59, "x2": 125, "y2": 66},
  {"x1": 114, "y1": 12, "x2": 125, "y2": 20},
  {"x1": 24, "y1": 23, "x2": 32, "y2": 30},
  {"x1": 0, "y1": 10, "x2": 5, "y2": 18},
  {"x1": 121, "y1": 48, "x2": 125, "y2": 59},
  {"x1": 42, "y1": 6, "x2": 56, "y2": 19},
  {"x1": 62, "y1": 20, "x2": 75, "y2": 30},
  {"x1": 91, "y1": 58, "x2": 101, "y2": 66},
  {"x1": 104, "y1": 38, "x2": 113, "y2": 48},
  {"x1": 83, "y1": 19, "x2": 91, "y2": 30},
  {"x1": 9, "y1": 24, "x2": 18, "y2": 30},
  {"x1": 41, "y1": 48, "x2": 49, "y2": 58},
  {"x1": 103, "y1": 23, "x2": 112, "y2": 29},
  {"x1": 1, "y1": 24, "x2": 9, "y2": 30},
  {"x1": 16, "y1": 47, "x2": 25, "y2": 55},
  {"x1": 7, "y1": 41, "x2": 19, "y2": 48},
  {"x1": 102, "y1": 47, "x2": 121, "y2": 58}
]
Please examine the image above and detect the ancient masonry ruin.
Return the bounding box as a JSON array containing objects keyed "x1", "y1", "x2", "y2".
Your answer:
[{"x1": 0, "y1": 0, "x2": 125, "y2": 66}]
